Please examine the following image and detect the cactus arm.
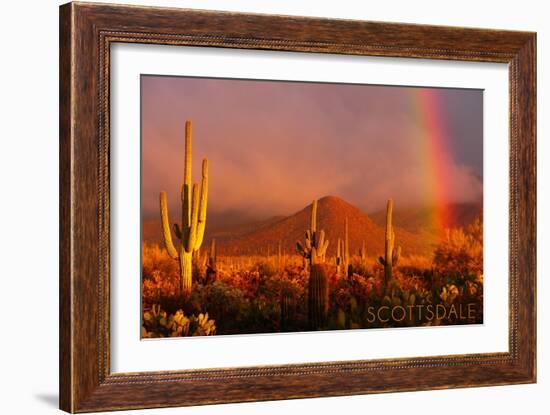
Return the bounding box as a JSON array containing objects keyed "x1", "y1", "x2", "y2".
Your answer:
[
  {"x1": 194, "y1": 158, "x2": 209, "y2": 249},
  {"x1": 393, "y1": 245, "x2": 401, "y2": 265},
  {"x1": 159, "y1": 192, "x2": 179, "y2": 259},
  {"x1": 311, "y1": 200, "x2": 317, "y2": 234},
  {"x1": 317, "y1": 230, "x2": 325, "y2": 255},
  {"x1": 305, "y1": 230, "x2": 312, "y2": 250},
  {"x1": 311, "y1": 246, "x2": 318, "y2": 264},
  {"x1": 184, "y1": 121, "x2": 193, "y2": 189},
  {"x1": 182, "y1": 121, "x2": 193, "y2": 234},
  {"x1": 184, "y1": 121, "x2": 193, "y2": 190},
  {"x1": 182, "y1": 183, "x2": 192, "y2": 240},
  {"x1": 186, "y1": 183, "x2": 200, "y2": 253},
  {"x1": 321, "y1": 239, "x2": 329, "y2": 256}
]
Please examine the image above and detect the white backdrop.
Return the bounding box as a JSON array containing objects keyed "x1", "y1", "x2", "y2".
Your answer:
[{"x1": 0, "y1": 0, "x2": 546, "y2": 414}]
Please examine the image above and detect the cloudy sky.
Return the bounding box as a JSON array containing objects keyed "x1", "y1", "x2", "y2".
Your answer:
[{"x1": 141, "y1": 75, "x2": 482, "y2": 221}]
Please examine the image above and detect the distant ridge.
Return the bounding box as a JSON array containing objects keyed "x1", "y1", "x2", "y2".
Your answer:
[
  {"x1": 369, "y1": 202, "x2": 483, "y2": 234},
  {"x1": 143, "y1": 195, "x2": 441, "y2": 257}
]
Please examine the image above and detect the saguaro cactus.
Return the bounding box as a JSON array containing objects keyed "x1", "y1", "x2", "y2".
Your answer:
[
  {"x1": 359, "y1": 241, "x2": 367, "y2": 267},
  {"x1": 308, "y1": 264, "x2": 329, "y2": 329},
  {"x1": 343, "y1": 218, "x2": 350, "y2": 276},
  {"x1": 335, "y1": 218, "x2": 350, "y2": 276},
  {"x1": 336, "y1": 238, "x2": 342, "y2": 274},
  {"x1": 280, "y1": 287, "x2": 293, "y2": 331},
  {"x1": 159, "y1": 120, "x2": 208, "y2": 297},
  {"x1": 296, "y1": 200, "x2": 330, "y2": 329},
  {"x1": 378, "y1": 199, "x2": 401, "y2": 284},
  {"x1": 277, "y1": 240, "x2": 283, "y2": 271},
  {"x1": 206, "y1": 238, "x2": 217, "y2": 284},
  {"x1": 296, "y1": 200, "x2": 330, "y2": 267}
]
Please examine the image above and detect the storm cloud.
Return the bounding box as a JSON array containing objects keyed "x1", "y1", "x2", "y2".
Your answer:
[{"x1": 141, "y1": 76, "x2": 483, "y2": 220}]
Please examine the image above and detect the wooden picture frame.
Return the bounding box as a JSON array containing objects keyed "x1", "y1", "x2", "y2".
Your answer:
[{"x1": 59, "y1": 2, "x2": 536, "y2": 412}]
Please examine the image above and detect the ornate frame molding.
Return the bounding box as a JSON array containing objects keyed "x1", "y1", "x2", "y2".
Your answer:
[{"x1": 60, "y1": 2, "x2": 536, "y2": 412}]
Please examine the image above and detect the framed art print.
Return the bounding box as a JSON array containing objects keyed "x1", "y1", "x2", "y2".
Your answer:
[
  {"x1": 139, "y1": 76, "x2": 485, "y2": 337},
  {"x1": 59, "y1": 2, "x2": 536, "y2": 412}
]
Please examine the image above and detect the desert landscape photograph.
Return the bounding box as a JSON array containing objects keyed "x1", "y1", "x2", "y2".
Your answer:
[{"x1": 140, "y1": 75, "x2": 484, "y2": 338}]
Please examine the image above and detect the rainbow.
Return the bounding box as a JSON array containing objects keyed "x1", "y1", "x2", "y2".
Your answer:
[{"x1": 409, "y1": 87, "x2": 454, "y2": 234}]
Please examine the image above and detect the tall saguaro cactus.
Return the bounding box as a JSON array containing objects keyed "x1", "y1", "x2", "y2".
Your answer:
[
  {"x1": 296, "y1": 200, "x2": 330, "y2": 267},
  {"x1": 378, "y1": 199, "x2": 401, "y2": 284},
  {"x1": 206, "y1": 238, "x2": 217, "y2": 284},
  {"x1": 308, "y1": 264, "x2": 329, "y2": 329},
  {"x1": 277, "y1": 239, "x2": 283, "y2": 271},
  {"x1": 336, "y1": 238, "x2": 342, "y2": 274},
  {"x1": 359, "y1": 241, "x2": 367, "y2": 267},
  {"x1": 280, "y1": 287, "x2": 293, "y2": 332},
  {"x1": 159, "y1": 120, "x2": 209, "y2": 297},
  {"x1": 335, "y1": 218, "x2": 350, "y2": 276},
  {"x1": 343, "y1": 218, "x2": 350, "y2": 276},
  {"x1": 297, "y1": 200, "x2": 330, "y2": 329}
]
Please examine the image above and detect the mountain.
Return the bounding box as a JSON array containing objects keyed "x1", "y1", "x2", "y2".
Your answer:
[
  {"x1": 369, "y1": 202, "x2": 482, "y2": 234},
  {"x1": 143, "y1": 196, "x2": 437, "y2": 257},
  {"x1": 218, "y1": 196, "x2": 438, "y2": 256},
  {"x1": 142, "y1": 214, "x2": 284, "y2": 247}
]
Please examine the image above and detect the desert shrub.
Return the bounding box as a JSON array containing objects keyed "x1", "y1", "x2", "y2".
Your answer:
[
  {"x1": 142, "y1": 243, "x2": 179, "y2": 282},
  {"x1": 239, "y1": 296, "x2": 281, "y2": 333},
  {"x1": 228, "y1": 271, "x2": 262, "y2": 298},
  {"x1": 349, "y1": 260, "x2": 369, "y2": 278},
  {"x1": 141, "y1": 304, "x2": 216, "y2": 338},
  {"x1": 192, "y1": 253, "x2": 207, "y2": 283},
  {"x1": 142, "y1": 241, "x2": 484, "y2": 334},
  {"x1": 142, "y1": 243, "x2": 181, "y2": 309},
  {"x1": 433, "y1": 218, "x2": 483, "y2": 276},
  {"x1": 200, "y1": 281, "x2": 249, "y2": 333},
  {"x1": 397, "y1": 255, "x2": 433, "y2": 280},
  {"x1": 256, "y1": 260, "x2": 277, "y2": 278}
]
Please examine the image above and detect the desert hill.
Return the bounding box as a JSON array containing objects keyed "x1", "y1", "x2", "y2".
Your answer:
[{"x1": 143, "y1": 196, "x2": 439, "y2": 257}]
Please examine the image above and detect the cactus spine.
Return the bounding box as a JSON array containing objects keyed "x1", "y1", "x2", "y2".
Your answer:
[
  {"x1": 159, "y1": 120, "x2": 208, "y2": 297},
  {"x1": 378, "y1": 199, "x2": 401, "y2": 284},
  {"x1": 296, "y1": 200, "x2": 330, "y2": 267}
]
